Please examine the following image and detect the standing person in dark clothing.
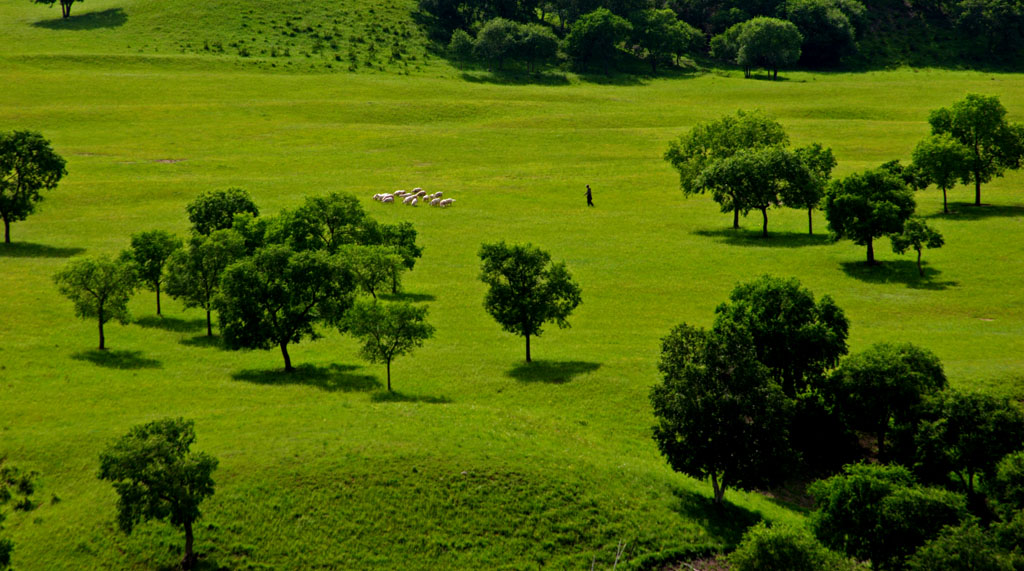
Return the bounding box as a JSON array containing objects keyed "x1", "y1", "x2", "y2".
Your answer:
[{"x1": 585, "y1": 184, "x2": 594, "y2": 207}]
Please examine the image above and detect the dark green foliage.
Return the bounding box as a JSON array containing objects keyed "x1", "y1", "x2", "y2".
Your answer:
[
  {"x1": 165, "y1": 229, "x2": 247, "y2": 337},
  {"x1": 651, "y1": 322, "x2": 794, "y2": 504},
  {"x1": 631, "y1": 9, "x2": 703, "y2": 73},
  {"x1": 890, "y1": 217, "x2": 944, "y2": 277},
  {"x1": 273, "y1": 192, "x2": 369, "y2": 253},
  {"x1": 782, "y1": 0, "x2": 864, "y2": 66},
  {"x1": 53, "y1": 255, "x2": 137, "y2": 350},
  {"x1": 929, "y1": 94, "x2": 1024, "y2": 207},
  {"x1": 0, "y1": 459, "x2": 37, "y2": 570},
  {"x1": 478, "y1": 241, "x2": 581, "y2": 362},
  {"x1": 563, "y1": 8, "x2": 632, "y2": 73},
  {"x1": 791, "y1": 143, "x2": 836, "y2": 234},
  {"x1": 448, "y1": 28, "x2": 475, "y2": 67},
  {"x1": 987, "y1": 452, "x2": 1024, "y2": 520},
  {"x1": 0, "y1": 130, "x2": 67, "y2": 244},
  {"x1": 711, "y1": 17, "x2": 802, "y2": 79},
  {"x1": 956, "y1": 0, "x2": 1024, "y2": 58},
  {"x1": 337, "y1": 245, "x2": 406, "y2": 299},
  {"x1": 515, "y1": 23, "x2": 559, "y2": 72},
  {"x1": 216, "y1": 245, "x2": 356, "y2": 371},
  {"x1": 344, "y1": 299, "x2": 435, "y2": 391},
  {"x1": 98, "y1": 418, "x2": 218, "y2": 570},
  {"x1": 31, "y1": 0, "x2": 80, "y2": 19},
  {"x1": 123, "y1": 230, "x2": 182, "y2": 316},
  {"x1": 728, "y1": 521, "x2": 852, "y2": 571},
  {"x1": 911, "y1": 133, "x2": 974, "y2": 214},
  {"x1": 186, "y1": 187, "x2": 259, "y2": 236},
  {"x1": 824, "y1": 166, "x2": 916, "y2": 264},
  {"x1": 714, "y1": 275, "x2": 848, "y2": 397},
  {"x1": 908, "y1": 519, "x2": 1012, "y2": 571},
  {"x1": 474, "y1": 18, "x2": 519, "y2": 70},
  {"x1": 828, "y1": 342, "x2": 947, "y2": 457},
  {"x1": 377, "y1": 221, "x2": 423, "y2": 293},
  {"x1": 810, "y1": 463, "x2": 968, "y2": 570}
]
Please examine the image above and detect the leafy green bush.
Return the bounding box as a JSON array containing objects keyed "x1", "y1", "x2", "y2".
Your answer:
[{"x1": 728, "y1": 521, "x2": 853, "y2": 571}]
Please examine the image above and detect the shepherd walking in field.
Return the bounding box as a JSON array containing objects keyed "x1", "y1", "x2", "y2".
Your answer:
[{"x1": 585, "y1": 184, "x2": 594, "y2": 207}]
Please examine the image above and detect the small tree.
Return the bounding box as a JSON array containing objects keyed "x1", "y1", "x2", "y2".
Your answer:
[
  {"x1": 164, "y1": 229, "x2": 246, "y2": 337},
  {"x1": 516, "y1": 23, "x2": 559, "y2": 72},
  {"x1": 791, "y1": 143, "x2": 837, "y2": 235},
  {"x1": 783, "y1": 0, "x2": 864, "y2": 67},
  {"x1": 53, "y1": 255, "x2": 136, "y2": 350},
  {"x1": 911, "y1": 134, "x2": 973, "y2": 214},
  {"x1": 216, "y1": 245, "x2": 355, "y2": 372},
  {"x1": 378, "y1": 221, "x2": 423, "y2": 294},
  {"x1": 345, "y1": 300, "x2": 435, "y2": 392},
  {"x1": 632, "y1": 9, "x2": 702, "y2": 73},
  {"x1": 728, "y1": 521, "x2": 853, "y2": 571},
  {"x1": 31, "y1": 0, "x2": 80, "y2": 19},
  {"x1": 186, "y1": 187, "x2": 259, "y2": 236},
  {"x1": 828, "y1": 342, "x2": 947, "y2": 457},
  {"x1": 928, "y1": 94, "x2": 1024, "y2": 207},
  {"x1": 338, "y1": 245, "x2": 406, "y2": 299},
  {"x1": 98, "y1": 418, "x2": 218, "y2": 570},
  {"x1": 0, "y1": 130, "x2": 67, "y2": 244},
  {"x1": 448, "y1": 29, "x2": 475, "y2": 69},
  {"x1": 890, "y1": 217, "x2": 944, "y2": 277},
  {"x1": 736, "y1": 17, "x2": 803, "y2": 80},
  {"x1": 276, "y1": 192, "x2": 370, "y2": 253},
  {"x1": 123, "y1": 230, "x2": 182, "y2": 316},
  {"x1": 825, "y1": 166, "x2": 916, "y2": 264},
  {"x1": 563, "y1": 8, "x2": 632, "y2": 74},
  {"x1": 651, "y1": 322, "x2": 794, "y2": 505},
  {"x1": 478, "y1": 242, "x2": 581, "y2": 363},
  {"x1": 908, "y1": 519, "x2": 1011, "y2": 571},
  {"x1": 474, "y1": 18, "x2": 520, "y2": 70}
]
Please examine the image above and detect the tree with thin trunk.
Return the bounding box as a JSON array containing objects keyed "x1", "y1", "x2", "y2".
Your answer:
[
  {"x1": 215, "y1": 245, "x2": 355, "y2": 372},
  {"x1": 337, "y1": 245, "x2": 405, "y2": 299},
  {"x1": 824, "y1": 166, "x2": 916, "y2": 264},
  {"x1": 910, "y1": 133, "x2": 974, "y2": 215},
  {"x1": 344, "y1": 299, "x2": 434, "y2": 392},
  {"x1": 32, "y1": 0, "x2": 80, "y2": 19},
  {"x1": 53, "y1": 255, "x2": 136, "y2": 350},
  {"x1": 791, "y1": 143, "x2": 836, "y2": 235},
  {"x1": 479, "y1": 241, "x2": 581, "y2": 363},
  {"x1": 651, "y1": 322, "x2": 794, "y2": 505},
  {"x1": 165, "y1": 229, "x2": 246, "y2": 337},
  {"x1": 122, "y1": 230, "x2": 182, "y2": 316},
  {"x1": 890, "y1": 217, "x2": 944, "y2": 277},
  {"x1": 98, "y1": 418, "x2": 217, "y2": 570},
  {"x1": 928, "y1": 94, "x2": 1024, "y2": 207},
  {"x1": 0, "y1": 130, "x2": 66, "y2": 245}
]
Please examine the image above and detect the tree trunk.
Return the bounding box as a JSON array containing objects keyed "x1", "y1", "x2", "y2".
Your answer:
[
  {"x1": 156, "y1": 282, "x2": 162, "y2": 316},
  {"x1": 773, "y1": 67, "x2": 778, "y2": 80},
  {"x1": 386, "y1": 360, "x2": 392, "y2": 392},
  {"x1": 974, "y1": 175, "x2": 982, "y2": 206},
  {"x1": 732, "y1": 206, "x2": 740, "y2": 229},
  {"x1": 711, "y1": 472, "x2": 725, "y2": 505},
  {"x1": 280, "y1": 341, "x2": 293, "y2": 372},
  {"x1": 916, "y1": 249, "x2": 923, "y2": 276},
  {"x1": 943, "y1": 187, "x2": 948, "y2": 214},
  {"x1": 206, "y1": 309, "x2": 212, "y2": 337},
  {"x1": 651, "y1": 57, "x2": 657, "y2": 74},
  {"x1": 808, "y1": 207, "x2": 813, "y2": 235},
  {"x1": 98, "y1": 316, "x2": 106, "y2": 350},
  {"x1": 182, "y1": 520, "x2": 196, "y2": 570},
  {"x1": 866, "y1": 238, "x2": 875, "y2": 265},
  {"x1": 525, "y1": 333, "x2": 531, "y2": 363},
  {"x1": 760, "y1": 207, "x2": 768, "y2": 237},
  {"x1": 3, "y1": 218, "x2": 9, "y2": 244}
]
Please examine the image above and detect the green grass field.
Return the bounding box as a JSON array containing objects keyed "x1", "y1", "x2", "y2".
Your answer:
[{"x1": 3, "y1": 0, "x2": 1024, "y2": 568}]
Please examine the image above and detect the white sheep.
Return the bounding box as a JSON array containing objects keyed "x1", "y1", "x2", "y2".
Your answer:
[
  {"x1": 403, "y1": 195, "x2": 416, "y2": 205},
  {"x1": 440, "y1": 198, "x2": 455, "y2": 208},
  {"x1": 412, "y1": 187, "x2": 423, "y2": 193},
  {"x1": 410, "y1": 197, "x2": 419, "y2": 206},
  {"x1": 382, "y1": 196, "x2": 394, "y2": 203},
  {"x1": 430, "y1": 198, "x2": 441, "y2": 207},
  {"x1": 433, "y1": 191, "x2": 443, "y2": 198}
]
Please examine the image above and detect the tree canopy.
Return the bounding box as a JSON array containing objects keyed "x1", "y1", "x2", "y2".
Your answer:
[
  {"x1": 911, "y1": 133, "x2": 974, "y2": 214},
  {"x1": 563, "y1": 8, "x2": 632, "y2": 73},
  {"x1": 782, "y1": 0, "x2": 863, "y2": 66},
  {"x1": 165, "y1": 229, "x2": 246, "y2": 337},
  {"x1": 123, "y1": 230, "x2": 182, "y2": 316},
  {"x1": 890, "y1": 217, "x2": 944, "y2": 277},
  {"x1": 186, "y1": 187, "x2": 259, "y2": 236},
  {"x1": 344, "y1": 300, "x2": 435, "y2": 391},
  {"x1": 824, "y1": 166, "x2": 916, "y2": 264},
  {"x1": 791, "y1": 143, "x2": 836, "y2": 234},
  {"x1": 632, "y1": 8, "x2": 703, "y2": 73},
  {"x1": 0, "y1": 130, "x2": 67, "y2": 244},
  {"x1": 98, "y1": 418, "x2": 218, "y2": 570},
  {"x1": 712, "y1": 17, "x2": 803, "y2": 78},
  {"x1": 478, "y1": 241, "x2": 582, "y2": 363},
  {"x1": 53, "y1": 255, "x2": 136, "y2": 350}
]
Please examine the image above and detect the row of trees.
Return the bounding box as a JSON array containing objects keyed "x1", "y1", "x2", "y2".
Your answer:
[{"x1": 651, "y1": 275, "x2": 1024, "y2": 569}]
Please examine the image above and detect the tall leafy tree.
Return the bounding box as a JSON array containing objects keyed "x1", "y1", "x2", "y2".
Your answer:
[
  {"x1": 275, "y1": 192, "x2": 371, "y2": 253},
  {"x1": 712, "y1": 17, "x2": 802, "y2": 79},
  {"x1": 122, "y1": 230, "x2": 182, "y2": 316},
  {"x1": 890, "y1": 217, "x2": 944, "y2": 277},
  {"x1": 0, "y1": 130, "x2": 67, "y2": 244},
  {"x1": 185, "y1": 188, "x2": 259, "y2": 236},
  {"x1": 216, "y1": 245, "x2": 355, "y2": 371},
  {"x1": 478, "y1": 241, "x2": 582, "y2": 363},
  {"x1": 928, "y1": 94, "x2": 1024, "y2": 206},
  {"x1": 651, "y1": 322, "x2": 794, "y2": 505},
  {"x1": 98, "y1": 418, "x2": 218, "y2": 570},
  {"x1": 664, "y1": 110, "x2": 789, "y2": 228},
  {"x1": 790, "y1": 143, "x2": 837, "y2": 235},
  {"x1": 344, "y1": 300, "x2": 435, "y2": 391},
  {"x1": 53, "y1": 255, "x2": 136, "y2": 350},
  {"x1": 827, "y1": 342, "x2": 947, "y2": 457},
  {"x1": 474, "y1": 18, "x2": 520, "y2": 70},
  {"x1": 824, "y1": 166, "x2": 916, "y2": 264},
  {"x1": 911, "y1": 134, "x2": 974, "y2": 214},
  {"x1": 563, "y1": 8, "x2": 632, "y2": 74},
  {"x1": 378, "y1": 221, "x2": 423, "y2": 293},
  {"x1": 632, "y1": 9, "x2": 703, "y2": 73},
  {"x1": 515, "y1": 23, "x2": 559, "y2": 72},
  {"x1": 782, "y1": 0, "x2": 863, "y2": 66},
  {"x1": 165, "y1": 229, "x2": 246, "y2": 337},
  {"x1": 447, "y1": 29, "x2": 476, "y2": 69},
  {"x1": 714, "y1": 275, "x2": 848, "y2": 397}
]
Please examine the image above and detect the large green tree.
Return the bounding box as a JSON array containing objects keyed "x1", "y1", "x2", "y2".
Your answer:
[
  {"x1": 164, "y1": 229, "x2": 246, "y2": 337},
  {"x1": 185, "y1": 187, "x2": 259, "y2": 236},
  {"x1": 216, "y1": 245, "x2": 355, "y2": 371},
  {"x1": 632, "y1": 9, "x2": 702, "y2": 73},
  {"x1": 824, "y1": 166, "x2": 916, "y2": 264},
  {"x1": 0, "y1": 130, "x2": 67, "y2": 244},
  {"x1": 478, "y1": 241, "x2": 581, "y2": 363},
  {"x1": 782, "y1": 0, "x2": 864, "y2": 66},
  {"x1": 664, "y1": 110, "x2": 789, "y2": 228},
  {"x1": 651, "y1": 322, "x2": 794, "y2": 505},
  {"x1": 928, "y1": 94, "x2": 1024, "y2": 206},
  {"x1": 911, "y1": 133, "x2": 973, "y2": 214},
  {"x1": 563, "y1": 8, "x2": 632, "y2": 74},
  {"x1": 53, "y1": 255, "x2": 136, "y2": 350},
  {"x1": 275, "y1": 192, "x2": 373, "y2": 253},
  {"x1": 122, "y1": 230, "x2": 182, "y2": 316},
  {"x1": 344, "y1": 300, "x2": 435, "y2": 391},
  {"x1": 474, "y1": 17, "x2": 520, "y2": 70},
  {"x1": 712, "y1": 17, "x2": 802, "y2": 79},
  {"x1": 98, "y1": 418, "x2": 218, "y2": 570}
]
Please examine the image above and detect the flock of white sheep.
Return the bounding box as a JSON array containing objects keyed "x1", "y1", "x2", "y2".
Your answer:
[{"x1": 372, "y1": 187, "x2": 456, "y2": 208}]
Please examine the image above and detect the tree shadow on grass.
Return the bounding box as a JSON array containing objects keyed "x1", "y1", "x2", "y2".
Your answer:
[
  {"x1": 505, "y1": 360, "x2": 601, "y2": 384},
  {"x1": 670, "y1": 488, "x2": 762, "y2": 548},
  {"x1": 33, "y1": 8, "x2": 127, "y2": 30},
  {"x1": 458, "y1": 70, "x2": 573, "y2": 86},
  {"x1": 232, "y1": 364, "x2": 381, "y2": 392},
  {"x1": 179, "y1": 335, "x2": 222, "y2": 349},
  {"x1": 840, "y1": 260, "x2": 957, "y2": 290},
  {"x1": 695, "y1": 228, "x2": 831, "y2": 248},
  {"x1": 370, "y1": 390, "x2": 452, "y2": 404},
  {"x1": 923, "y1": 202, "x2": 1024, "y2": 221},
  {"x1": 135, "y1": 315, "x2": 206, "y2": 333},
  {"x1": 379, "y1": 291, "x2": 436, "y2": 303},
  {"x1": 0, "y1": 243, "x2": 84, "y2": 258},
  {"x1": 71, "y1": 349, "x2": 162, "y2": 370}
]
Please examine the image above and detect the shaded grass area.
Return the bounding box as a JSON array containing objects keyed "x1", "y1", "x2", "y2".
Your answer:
[
  {"x1": 32, "y1": 8, "x2": 127, "y2": 30},
  {"x1": 70, "y1": 349, "x2": 162, "y2": 369},
  {"x1": 232, "y1": 363, "x2": 382, "y2": 392},
  {"x1": 695, "y1": 228, "x2": 832, "y2": 249},
  {"x1": 506, "y1": 360, "x2": 602, "y2": 384},
  {"x1": 0, "y1": 243, "x2": 84, "y2": 258},
  {"x1": 839, "y1": 260, "x2": 958, "y2": 291}
]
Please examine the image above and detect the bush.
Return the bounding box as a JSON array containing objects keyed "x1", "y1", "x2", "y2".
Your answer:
[
  {"x1": 908, "y1": 519, "x2": 1011, "y2": 571},
  {"x1": 728, "y1": 521, "x2": 853, "y2": 571}
]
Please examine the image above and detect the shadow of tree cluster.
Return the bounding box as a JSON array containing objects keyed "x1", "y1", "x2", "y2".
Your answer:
[
  {"x1": 71, "y1": 349, "x2": 162, "y2": 369},
  {"x1": 695, "y1": 228, "x2": 831, "y2": 249},
  {"x1": 0, "y1": 243, "x2": 84, "y2": 258},
  {"x1": 135, "y1": 316, "x2": 207, "y2": 333},
  {"x1": 231, "y1": 364, "x2": 381, "y2": 392},
  {"x1": 33, "y1": 8, "x2": 127, "y2": 30},
  {"x1": 924, "y1": 203, "x2": 1024, "y2": 221},
  {"x1": 505, "y1": 360, "x2": 601, "y2": 384},
  {"x1": 840, "y1": 260, "x2": 957, "y2": 290},
  {"x1": 370, "y1": 390, "x2": 451, "y2": 404}
]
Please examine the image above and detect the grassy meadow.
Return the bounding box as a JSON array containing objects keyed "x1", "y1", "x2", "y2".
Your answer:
[{"x1": 2, "y1": 0, "x2": 1024, "y2": 568}]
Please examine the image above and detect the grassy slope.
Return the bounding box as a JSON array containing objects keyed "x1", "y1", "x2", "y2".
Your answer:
[{"x1": 3, "y1": 1, "x2": 1024, "y2": 569}]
